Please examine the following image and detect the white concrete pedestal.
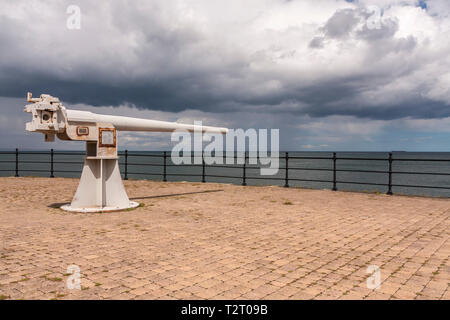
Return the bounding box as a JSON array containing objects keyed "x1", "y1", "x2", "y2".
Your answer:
[{"x1": 61, "y1": 157, "x2": 139, "y2": 213}]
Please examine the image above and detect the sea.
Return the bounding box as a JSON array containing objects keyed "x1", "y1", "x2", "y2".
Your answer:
[{"x1": 1, "y1": 150, "x2": 450, "y2": 198}]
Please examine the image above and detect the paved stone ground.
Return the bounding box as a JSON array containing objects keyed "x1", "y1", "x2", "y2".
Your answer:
[{"x1": 0, "y1": 177, "x2": 448, "y2": 300}]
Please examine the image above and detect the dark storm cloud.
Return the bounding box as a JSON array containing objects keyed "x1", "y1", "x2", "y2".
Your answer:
[
  {"x1": 0, "y1": 0, "x2": 449, "y2": 121},
  {"x1": 308, "y1": 36, "x2": 325, "y2": 49},
  {"x1": 0, "y1": 60, "x2": 446, "y2": 121},
  {"x1": 322, "y1": 9, "x2": 361, "y2": 38}
]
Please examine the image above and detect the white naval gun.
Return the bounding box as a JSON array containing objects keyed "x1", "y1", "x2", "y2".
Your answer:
[{"x1": 24, "y1": 93, "x2": 228, "y2": 212}]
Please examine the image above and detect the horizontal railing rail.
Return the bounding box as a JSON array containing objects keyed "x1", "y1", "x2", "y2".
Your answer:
[{"x1": 2, "y1": 149, "x2": 450, "y2": 196}]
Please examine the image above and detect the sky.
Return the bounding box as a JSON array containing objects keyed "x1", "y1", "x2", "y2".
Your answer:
[{"x1": 0, "y1": 0, "x2": 449, "y2": 151}]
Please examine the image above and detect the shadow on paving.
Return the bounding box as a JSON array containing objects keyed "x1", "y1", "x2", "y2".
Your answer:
[{"x1": 130, "y1": 189, "x2": 224, "y2": 200}]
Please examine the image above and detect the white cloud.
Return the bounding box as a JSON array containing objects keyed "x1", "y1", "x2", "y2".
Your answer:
[{"x1": 0, "y1": 0, "x2": 449, "y2": 115}]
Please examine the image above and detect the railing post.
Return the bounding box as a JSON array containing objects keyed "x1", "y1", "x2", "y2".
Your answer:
[
  {"x1": 50, "y1": 148, "x2": 54, "y2": 178},
  {"x1": 284, "y1": 152, "x2": 289, "y2": 188},
  {"x1": 202, "y1": 151, "x2": 206, "y2": 183},
  {"x1": 387, "y1": 152, "x2": 393, "y2": 195},
  {"x1": 163, "y1": 151, "x2": 167, "y2": 182},
  {"x1": 332, "y1": 152, "x2": 337, "y2": 191},
  {"x1": 124, "y1": 150, "x2": 128, "y2": 180},
  {"x1": 15, "y1": 148, "x2": 19, "y2": 177},
  {"x1": 242, "y1": 151, "x2": 247, "y2": 186}
]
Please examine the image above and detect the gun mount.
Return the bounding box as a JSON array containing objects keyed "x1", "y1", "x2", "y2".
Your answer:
[{"x1": 25, "y1": 93, "x2": 228, "y2": 212}]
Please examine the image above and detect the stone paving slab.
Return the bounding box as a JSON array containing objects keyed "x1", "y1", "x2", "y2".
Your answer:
[{"x1": 0, "y1": 177, "x2": 448, "y2": 300}]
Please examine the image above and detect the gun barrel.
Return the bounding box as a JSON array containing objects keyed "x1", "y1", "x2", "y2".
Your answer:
[{"x1": 66, "y1": 110, "x2": 228, "y2": 134}]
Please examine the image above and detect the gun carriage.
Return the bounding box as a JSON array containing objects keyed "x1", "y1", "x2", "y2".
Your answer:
[{"x1": 25, "y1": 93, "x2": 228, "y2": 212}]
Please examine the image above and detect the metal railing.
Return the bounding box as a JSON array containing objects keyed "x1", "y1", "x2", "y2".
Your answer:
[{"x1": 1, "y1": 149, "x2": 450, "y2": 196}]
